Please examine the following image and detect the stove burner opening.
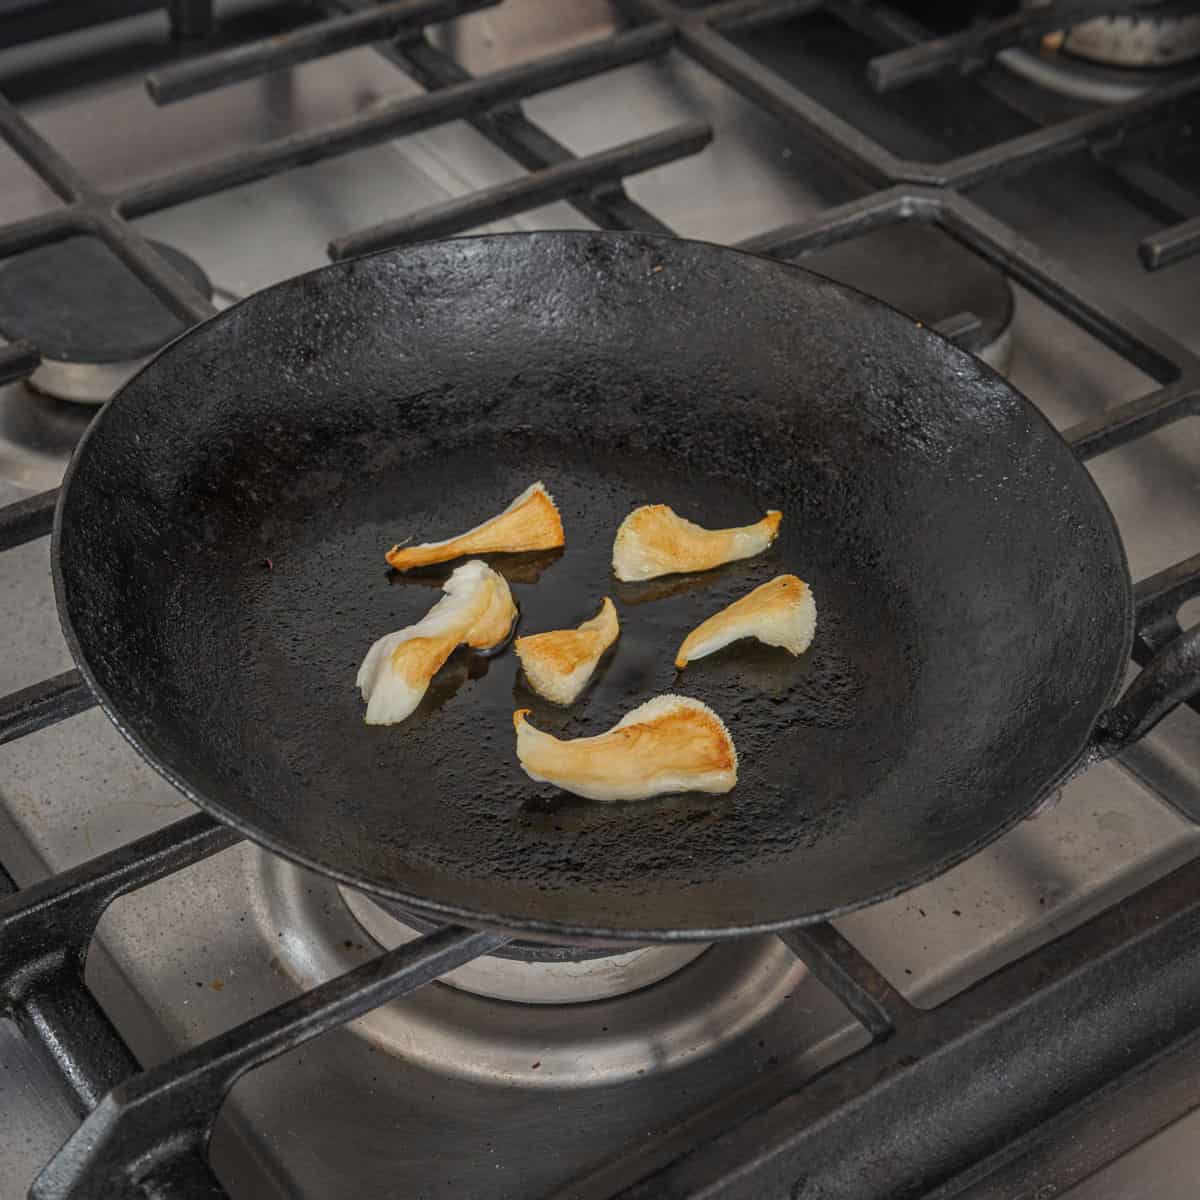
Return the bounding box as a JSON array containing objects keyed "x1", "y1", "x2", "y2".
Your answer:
[{"x1": 252, "y1": 849, "x2": 808, "y2": 1087}]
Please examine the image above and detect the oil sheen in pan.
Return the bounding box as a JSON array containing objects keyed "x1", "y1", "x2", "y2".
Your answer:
[{"x1": 206, "y1": 437, "x2": 919, "y2": 895}]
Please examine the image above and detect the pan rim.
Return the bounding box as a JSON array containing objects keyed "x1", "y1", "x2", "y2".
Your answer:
[{"x1": 51, "y1": 230, "x2": 1135, "y2": 943}]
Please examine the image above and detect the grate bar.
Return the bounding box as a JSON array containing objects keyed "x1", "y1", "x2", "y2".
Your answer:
[
  {"x1": 704, "y1": 0, "x2": 822, "y2": 35},
  {"x1": 667, "y1": 13, "x2": 900, "y2": 185},
  {"x1": 88, "y1": 217, "x2": 219, "y2": 324},
  {"x1": 0, "y1": 813, "x2": 240, "y2": 996},
  {"x1": 0, "y1": 92, "x2": 93, "y2": 203},
  {"x1": 0, "y1": 209, "x2": 81, "y2": 259},
  {"x1": 0, "y1": 94, "x2": 216, "y2": 324},
  {"x1": 0, "y1": 671, "x2": 97, "y2": 748},
  {"x1": 939, "y1": 191, "x2": 1197, "y2": 383},
  {"x1": 147, "y1": 0, "x2": 501, "y2": 103},
  {"x1": 931, "y1": 74, "x2": 1200, "y2": 191},
  {"x1": 0, "y1": 487, "x2": 60, "y2": 552},
  {"x1": 16, "y1": 984, "x2": 142, "y2": 1117},
  {"x1": 866, "y1": 1, "x2": 1161, "y2": 93},
  {"x1": 0, "y1": 813, "x2": 240, "y2": 1115},
  {"x1": 779, "y1": 923, "x2": 910, "y2": 1039},
  {"x1": 329, "y1": 121, "x2": 713, "y2": 258},
  {"x1": 33, "y1": 925, "x2": 510, "y2": 1200},
  {"x1": 738, "y1": 185, "x2": 914, "y2": 257},
  {"x1": 116, "y1": 22, "x2": 675, "y2": 218},
  {"x1": 739, "y1": 0, "x2": 1200, "y2": 204},
  {"x1": 382, "y1": 32, "x2": 677, "y2": 236},
  {"x1": 1064, "y1": 379, "x2": 1199, "y2": 461},
  {"x1": 624, "y1": 0, "x2": 1200, "y2": 199},
  {"x1": 609, "y1": 853, "x2": 1200, "y2": 1200},
  {"x1": 1141, "y1": 211, "x2": 1200, "y2": 272},
  {"x1": 1099, "y1": 148, "x2": 1200, "y2": 228},
  {"x1": 748, "y1": 188, "x2": 1200, "y2": 428},
  {"x1": 826, "y1": 0, "x2": 925, "y2": 50},
  {"x1": 0, "y1": 2, "x2": 163, "y2": 52}
]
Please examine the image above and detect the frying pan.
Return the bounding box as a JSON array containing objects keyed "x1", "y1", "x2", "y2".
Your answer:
[{"x1": 52, "y1": 232, "x2": 1200, "y2": 943}]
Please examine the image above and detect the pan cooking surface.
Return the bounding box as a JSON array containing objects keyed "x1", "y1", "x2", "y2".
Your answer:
[
  {"x1": 190, "y1": 440, "x2": 917, "y2": 894},
  {"x1": 55, "y1": 233, "x2": 1131, "y2": 938}
]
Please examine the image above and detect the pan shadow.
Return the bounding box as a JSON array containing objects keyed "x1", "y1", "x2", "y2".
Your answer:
[
  {"x1": 386, "y1": 547, "x2": 565, "y2": 589},
  {"x1": 409, "y1": 647, "x2": 501, "y2": 720},
  {"x1": 613, "y1": 560, "x2": 747, "y2": 607}
]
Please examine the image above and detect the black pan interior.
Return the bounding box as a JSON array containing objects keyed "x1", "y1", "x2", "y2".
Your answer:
[{"x1": 54, "y1": 233, "x2": 1131, "y2": 940}]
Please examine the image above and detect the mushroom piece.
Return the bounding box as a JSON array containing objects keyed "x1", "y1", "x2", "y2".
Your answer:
[
  {"x1": 675, "y1": 575, "x2": 816, "y2": 669},
  {"x1": 612, "y1": 504, "x2": 781, "y2": 582},
  {"x1": 386, "y1": 481, "x2": 564, "y2": 571},
  {"x1": 357, "y1": 560, "x2": 516, "y2": 725},
  {"x1": 515, "y1": 597, "x2": 619, "y2": 705},
  {"x1": 513, "y1": 695, "x2": 737, "y2": 802}
]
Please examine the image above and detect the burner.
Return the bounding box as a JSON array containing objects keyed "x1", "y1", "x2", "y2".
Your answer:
[
  {"x1": 0, "y1": 237, "x2": 213, "y2": 404},
  {"x1": 343, "y1": 889, "x2": 709, "y2": 1004},
  {"x1": 253, "y1": 851, "x2": 808, "y2": 1087},
  {"x1": 1001, "y1": 4, "x2": 1200, "y2": 103},
  {"x1": 802, "y1": 224, "x2": 1014, "y2": 373},
  {"x1": 1055, "y1": 9, "x2": 1200, "y2": 68},
  {"x1": 0, "y1": 386, "x2": 94, "y2": 492}
]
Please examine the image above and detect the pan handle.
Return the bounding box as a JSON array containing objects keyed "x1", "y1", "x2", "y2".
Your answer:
[
  {"x1": 1092, "y1": 554, "x2": 1200, "y2": 757},
  {"x1": 1028, "y1": 573, "x2": 1200, "y2": 818},
  {"x1": 1090, "y1": 551, "x2": 1200, "y2": 758},
  {"x1": 1093, "y1": 621, "x2": 1200, "y2": 755},
  {"x1": 1094, "y1": 549, "x2": 1200, "y2": 753}
]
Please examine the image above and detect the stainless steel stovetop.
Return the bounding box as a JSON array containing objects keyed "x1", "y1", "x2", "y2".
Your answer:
[{"x1": 1, "y1": 3, "x2": 1199, "y2": 1198}]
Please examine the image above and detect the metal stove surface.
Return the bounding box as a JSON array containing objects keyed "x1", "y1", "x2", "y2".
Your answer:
[{"x1": 1, "y1": 4, "x2": 1199, "y2": 1198}]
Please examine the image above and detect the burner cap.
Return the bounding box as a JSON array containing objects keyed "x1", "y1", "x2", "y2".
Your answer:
[{"x1": 0, "y1": 236, "x2": 212, "y2": 364}]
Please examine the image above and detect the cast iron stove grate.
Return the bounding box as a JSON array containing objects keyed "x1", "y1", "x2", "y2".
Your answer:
[{"x1": 0, "y1": 2, "x2": 1198, "y2": 1198}]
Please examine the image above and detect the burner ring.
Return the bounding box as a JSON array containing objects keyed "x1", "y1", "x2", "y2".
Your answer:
[
  {"x1": 1001, "y1": 4, "x2": 1200, "y2": 102},
  {"x1": 251, "y1": 851, "x2": 808, "y2": 1088}
]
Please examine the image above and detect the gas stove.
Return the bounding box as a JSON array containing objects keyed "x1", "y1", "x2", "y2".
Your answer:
[{"x1": 1, "y1": 3, "x2": 1199, "y2": 1198}]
